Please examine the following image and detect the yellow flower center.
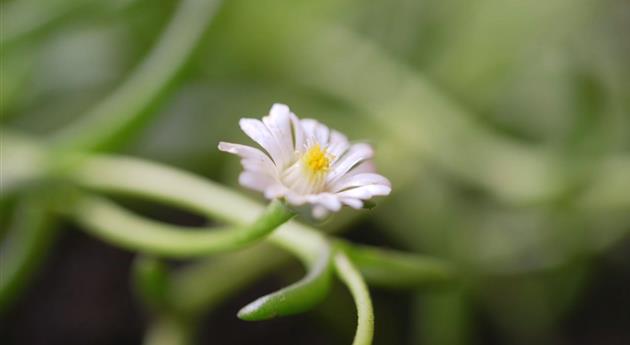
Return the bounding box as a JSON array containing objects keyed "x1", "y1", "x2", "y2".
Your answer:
[{"x1": 303, "y1": 144, "x2": 330, "y2": 174}]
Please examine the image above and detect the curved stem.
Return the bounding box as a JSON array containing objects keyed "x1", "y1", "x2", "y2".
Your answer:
[
  {"x1": 237, "y1": 237, "x2": 333, "y2": 320},
  {"x1": 334, "y1": 250, "x2": 374, "y2": 345},
  {"x1": 51, "y1": 0, "x2": 222, "y2": 151},
  {"x1": 70, "y1": 154, "x2": 265, "y2": 224},
  {"x1": 69, "y1": 195, "x2": 293, "y2": 258},
  {"x1": 169, "y1": 243, "x2": 288, "y2": 316},
  {"x1": 68, "y1": 154, "x2": 335, "y2": 318}
]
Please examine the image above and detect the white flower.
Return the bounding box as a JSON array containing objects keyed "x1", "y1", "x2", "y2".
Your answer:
[{"x1": 219, "y1": 103, "x2": 391, "y2": 218}]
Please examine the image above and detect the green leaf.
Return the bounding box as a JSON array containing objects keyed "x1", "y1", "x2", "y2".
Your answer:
[{"x1": 237, "y1": 243, "x2": 333, "y2": 321}]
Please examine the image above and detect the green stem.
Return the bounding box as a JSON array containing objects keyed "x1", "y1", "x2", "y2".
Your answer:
[
  {"x1": 339, "y1": 241, "x2": 454, "y2": 289},
  {"x1": 0, "y1": 194, "x2": 56, "y2": 311},
  {"x1": 67, "y1": 154, "x2": 335, "y2": 319},
  {"x1": 69, "y1": 195, "x2": 293, "y2": 258},
  {"x1": 334, "y1": 250, "x2": 374, "y2": 345},
  {"x1": 415, "y1": 288, "x2": 471, "y2": 345},
  {"x1": 143, "y1": 315, "x2": 195, "y2": 345},
  {"x1": 169, "y1": 243, "x2": 289, "y2": 316},
  {"x1": 237, "y1": 236, "x2": 333, "y2": 320},
  {"x1": 0, "y1": 131, "x2": 50, "y2": 198},
  {"x1": 70, "y1": 154, "x2": 265, "y2": 224},
  {"x1": 132, "y1": 255, "x2": 170, "y2": 311},
  {"x1": 1, "y1": 136, "x2": 341, "y2": 321},
  {"x1": 51, "y1": 0, "x2": 222, "y2": 151}
]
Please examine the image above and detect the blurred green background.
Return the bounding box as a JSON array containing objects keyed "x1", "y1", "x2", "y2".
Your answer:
[{"x1": 1, "y1": 0, "x2": 629, "y2": 344}]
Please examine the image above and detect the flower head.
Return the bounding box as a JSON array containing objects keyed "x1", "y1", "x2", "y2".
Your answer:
[{"x1": 219, "y1": 103, "x2": 391, "y2": 218}]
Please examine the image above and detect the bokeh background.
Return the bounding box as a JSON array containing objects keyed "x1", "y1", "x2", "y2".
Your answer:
[{"x1": 1, "y1": 0, "x2": 630, "y2": 344}]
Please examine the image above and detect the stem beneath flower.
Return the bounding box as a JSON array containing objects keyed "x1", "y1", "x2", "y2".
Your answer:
[
  {"x1": 334, "y1": 250, "x2": 374, "y2": 345},
  {"x1": 236, "y1": 236, "x2": 333, "y2": 321},
  {"x1": 67, "y1": 154, "x2": 336, "y2": 320},
  {"x1": 68, "y1": 195, "x2": 293, "y2": 258},
  {"x1": 70, "y1": 154, "x2": 266, "y2": 225},
  {"x1": 169, "y1": 243, "x2": 288, "y2": 316}
]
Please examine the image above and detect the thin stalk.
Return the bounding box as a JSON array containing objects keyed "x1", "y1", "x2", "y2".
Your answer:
[
  {"x1": 133, "y1": 255, "x2": 171, "y2": 312},
  {"x1": 237, "y1": 235, "x2": 333, "y2": 321},
  {"x1": 0, "y1": 194, "x2": 56, "y2": 311},
  {"x1": 69, "y1": 195, "x2": 293, "y2": 257},
  {"x1": 70, "y1": 154, "x2": 265, "y2": 224},
  {"x1": 51, "y1": 0, "x2": 222, "y2": 151},
  {"x1": 169, "y1": 243, "x2": 288, "y2": 316},
  {"x1": 334, "y1": 251, "x2": 374, "y2": 345},
  {"x1": 67, "y1": 154, "x2": 335, "y2": 320},
  {"x1": 339, "y1": 241, "x2": 454, "y2": 289}
]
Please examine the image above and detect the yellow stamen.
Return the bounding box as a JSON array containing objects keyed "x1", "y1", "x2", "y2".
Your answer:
[{"x1": 303, "y1": 144, "x2": 330, "y2": 174}]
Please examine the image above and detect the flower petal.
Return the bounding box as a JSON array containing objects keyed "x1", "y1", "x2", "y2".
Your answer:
[
  {"x1": 336, "y1": 184, "x2": 391, "y2": 200},
  {"x1": 331, "y1": 173, "x2": 391, "y2": 193},
  {"x1": 281, "y1": 191, "x2": 305, "y2": 206},
  {"x1": 239, "y1": 118, "x2": 285, "y2": 166},
  {"x1": 262, "y1": 104, "x2": 293, "y2": 167},
  {"x1": 301, "y1": 119, "x2": 330, "y2": 146},
  {"x1": 264, "y1": 184, "x2": 287, "y2": 199},
  {"x1": 340, "y1": 198, "x2": 363, "y2": 209},
  {"x1": 290, "y1": 112, "x2": 305, "y2": 153},
  {"x1": 218, "y1": 142, "x2": 275, "y2": 174},
  {"x1": 347, "y1": 160, "x2": 376, "y2": 174},
  {"x1": 312, "y1": 205, "x2": 329, "y2": 219},
  {"x1": 327, "y1": 143, "x2": 374, "y2": 183},
  {"x1": 241, "y1": 159, "x2": 273, "y2": 175},
  {"x1": 327, "y1": 130, "x2": 350, "y2": 161},
  {"x1": 239, "y1": 171, "x2": 275, "y2": 192},
  {"x1": 306, "y1": 193, "x2": 342, "y2": 212}
]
